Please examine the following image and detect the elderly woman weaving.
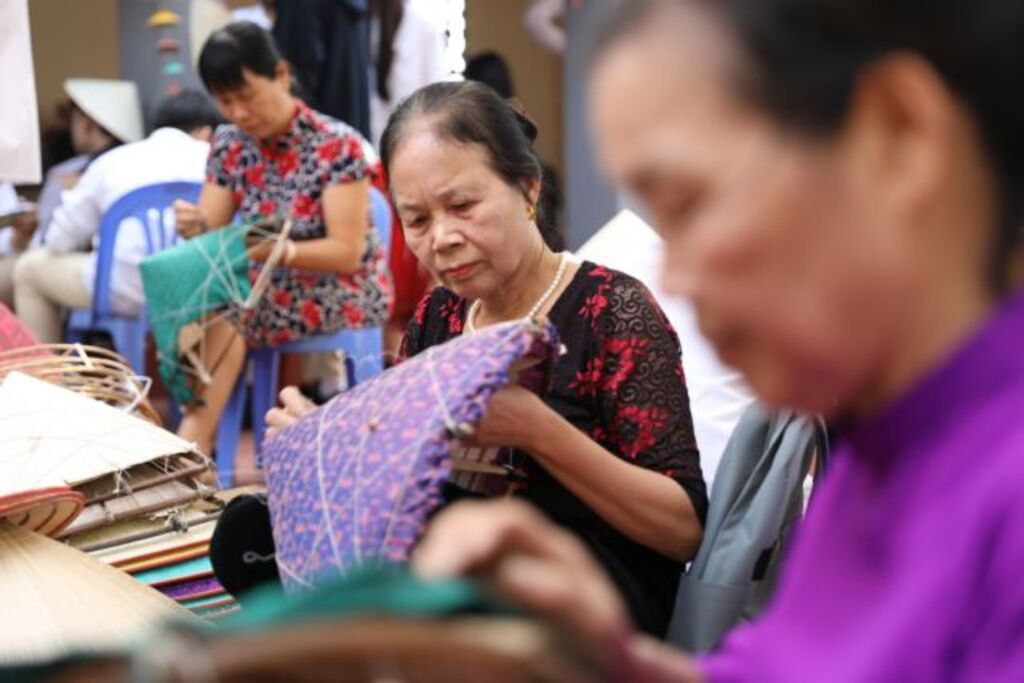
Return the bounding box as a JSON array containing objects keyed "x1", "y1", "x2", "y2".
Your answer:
[
  {"x1": 171, "y1": 22, "x2": 390, "y2": 455},
  {"x1": 267, "y1": 81, "x2": 708, "y2": 637}
]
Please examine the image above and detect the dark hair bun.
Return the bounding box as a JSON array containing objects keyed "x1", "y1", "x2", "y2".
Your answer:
[{"x1": 505, "y1": 97, "x2": 539, "y2": 143}]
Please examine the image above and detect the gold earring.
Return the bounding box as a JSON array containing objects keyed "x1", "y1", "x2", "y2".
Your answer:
[{"x1": 527, "y1": 204, "x2": 537, "y2": 221}]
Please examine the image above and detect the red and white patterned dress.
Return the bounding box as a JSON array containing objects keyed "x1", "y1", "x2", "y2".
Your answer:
[{"x1": 206, "y1": 99, "x2": 392, "y2": 347}]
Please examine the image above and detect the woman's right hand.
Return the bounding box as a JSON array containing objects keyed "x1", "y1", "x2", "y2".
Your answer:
[
  {"x1": 265, "y1": 386, "x2": 317, "y2": 440},
  {"x1": 174, "y1": 199, "x2": 208, "y2": 239},
  {"x1": 10, "y1": 208, "x2": 38, "y2": 251}
]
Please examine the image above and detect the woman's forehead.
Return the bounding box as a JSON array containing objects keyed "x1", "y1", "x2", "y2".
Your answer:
[
  {"x1": 394, "y1": 125, "x2": 488, "y2": 164},
  {"x1": 392, "y1": 133, "x2": 495, "y2": 184},
  {"x1": 391, "y1": 158, "x2": 494, "y2": 212}
]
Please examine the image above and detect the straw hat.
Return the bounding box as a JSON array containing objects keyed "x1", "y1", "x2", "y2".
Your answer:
[
  {"x1": 0, "y1": 520, "x2": 195, "y2": 664},
  {"x1": 63, "y1": 78, "x2": 144, "y2": 143}
]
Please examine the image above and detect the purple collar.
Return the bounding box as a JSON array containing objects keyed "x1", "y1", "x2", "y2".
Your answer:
[{"x1": 845, "y1": 289, "x2": 1024, "y2": 468}]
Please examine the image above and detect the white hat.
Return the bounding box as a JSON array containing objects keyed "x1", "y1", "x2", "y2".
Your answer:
[{"x1": 64, "y1": 78, "x2": 145, "y2": 143}]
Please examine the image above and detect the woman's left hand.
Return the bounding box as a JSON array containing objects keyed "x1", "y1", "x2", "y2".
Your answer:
[
  {"x1": 265, "y1": 386, "x2": 318, "y2": 440},
  {"x1": 458, "y1": 385, "x2": 548, "y2": 451},
  {"x1": 247, "y1": 238, "x2": 274, "y2": 262}
]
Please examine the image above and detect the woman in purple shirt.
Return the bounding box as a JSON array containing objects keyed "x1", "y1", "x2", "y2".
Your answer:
[{"x1": 413, "y1": 0, "x2": 1024, "y2": 681}]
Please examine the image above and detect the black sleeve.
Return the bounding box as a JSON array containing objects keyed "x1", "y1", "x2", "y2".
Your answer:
[
  {"x1": 397, "y1": 288, "x2": 463, "y2": 362},
  {"x1": 593, "y1": 274, "x2": 709, "y2": 524}
]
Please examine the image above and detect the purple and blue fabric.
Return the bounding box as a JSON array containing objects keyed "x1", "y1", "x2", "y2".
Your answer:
[{"x1": 262, "y1": 319, "x2": 559, "y2": 593}]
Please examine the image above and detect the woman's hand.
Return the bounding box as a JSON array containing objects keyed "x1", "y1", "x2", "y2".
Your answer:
[
  {"x1": 246, "y1": 237, "x2": 275, "y2": 262},
  {"x1": 10, "y1": 208, "x2": 38, "y2": 251},
  {"x1": 415, "y1": 499, "x2": 631, "y2": 660},
  {"x1": 265, "y1": 386, "x2": 317, "y2": 440},
  {"x1": 174, "y1": 199, "x2": 208, "y2": 239},
  {"x1": 458, "y1": 385, "x2": 548, "y2": 451},
  {"x1": 414, "y1": 499, "x2": 704, "y2": 682}
]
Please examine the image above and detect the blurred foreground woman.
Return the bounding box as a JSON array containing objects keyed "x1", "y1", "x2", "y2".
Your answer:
[{"x1": 415, "y1": 0, "x2": 1024, "y2": 681}]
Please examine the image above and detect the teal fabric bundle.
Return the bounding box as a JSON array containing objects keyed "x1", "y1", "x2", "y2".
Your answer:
[
  {"x1": 140, "y1": 225, "x2": 252, "y2": 405},
  {"x1": 222, "y1": 567, "x2": 510, "y2": 631}
]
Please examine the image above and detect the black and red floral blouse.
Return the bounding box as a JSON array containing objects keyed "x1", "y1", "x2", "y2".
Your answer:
[
  {"x1": 401, "y1": 261, "x2": 708, "y2": 636},
  {"x1": 207, "y1": 99, "x2": 391, "y2": 347}
]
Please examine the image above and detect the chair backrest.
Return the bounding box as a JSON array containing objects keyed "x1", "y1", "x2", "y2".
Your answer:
[
  {"x1": 92, "y1": 181, "x2": 202, "y2": 317},
  {"x1": 666, "y1": 403, "x2": 828, "y2": 652},
  {"x1": 369, "y1": 187, "x2": 393, "y2": 263}
]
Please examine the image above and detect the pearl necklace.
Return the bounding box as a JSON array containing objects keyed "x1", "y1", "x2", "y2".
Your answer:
[{"x1": 465, "y1": 253, "x2": 569, "y2": 333}]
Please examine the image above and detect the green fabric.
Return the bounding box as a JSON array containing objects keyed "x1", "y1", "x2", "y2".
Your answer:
[
  {"x1": 222, "y1": 566, "x2": 512, "y2": 633},
  {"x1": 2, "y1": 657, "x2": 107, "y2": 683},
  {"x1": 140, "y1": 225, "x2": 252, "y2": 405}
]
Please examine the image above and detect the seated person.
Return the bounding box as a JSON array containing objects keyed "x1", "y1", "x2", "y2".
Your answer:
[
  {"x1": 13, "y1": 89, "x2": 221, "y2": 342},
  {"x1": 262, "y1": 81, "x2": 708, "y2": 637},
  {"x1": 35, "y1": 79, "x2": 145, "y2": 241},
  {"x1": 0, "y1": 79, "x2": 142, "y2": 304},
  {"x1": 0, "y1": 183, "x2": 34, "y2": 307},
  {"x1": 172, "y1": 22, "x2": 391, "y2": 456}
]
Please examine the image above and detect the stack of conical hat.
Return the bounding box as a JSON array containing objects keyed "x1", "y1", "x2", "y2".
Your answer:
[{"x1": 0, "y1": 371, "x2": 212, "y2": 539}]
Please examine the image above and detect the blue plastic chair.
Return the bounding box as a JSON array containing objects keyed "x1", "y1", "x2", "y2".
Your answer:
[
  {"x1": 66, "y1": 182, "x2": 202, "y2": 374},
  {"x1": 215, "y1": 187, "x2": 394, "y2": 486}
]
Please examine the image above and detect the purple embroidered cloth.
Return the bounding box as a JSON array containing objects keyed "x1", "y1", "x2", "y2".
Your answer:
[
  {"x1": 158, "y1": 576, "x2": 224, "y2": 601},
  {"x1": 263, "y1": 320, "x2": 559, "y2": 593}
]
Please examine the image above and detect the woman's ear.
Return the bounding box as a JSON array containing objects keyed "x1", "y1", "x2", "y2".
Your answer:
[
  {"x1": 523, "y1": 176, "x2": 542, "y2": 209},
  {"x1": 835, "y1": 54, "x2": 958, "y2": 230},
  {"x1": 276, "y1": 61, "x2": 293, "y2": 92}
]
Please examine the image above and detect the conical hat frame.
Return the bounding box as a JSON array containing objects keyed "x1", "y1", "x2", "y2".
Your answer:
[
  {"x1": 0, "y1": 372, "x2": 210, "y2": 505},
  {"x1": 0, "y1": 343, "x2": 160, "y2": 424}
]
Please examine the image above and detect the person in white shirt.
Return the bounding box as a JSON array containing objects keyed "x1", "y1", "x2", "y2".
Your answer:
[
  {"x1": 369, "y1": 0, "x2": 448, "y2": 148},
  {"x1": 0, "y1": 78, "x2": 146, "y2": 306},
  {"x1": 13, "y1": 90, "x2": 222, "y2": 342},
  {"x1": 31, "y1": 79, "x2": 147, "y2": 245},
  {"x1": 0, "y1": 79, "x2": 143, "y2": 308},
  {"x1": 0, "y1": 183, "x2": 36, "y2": 307},
  {"x1": 577, "y1": 210, "x2": 754, "y2": 487}
]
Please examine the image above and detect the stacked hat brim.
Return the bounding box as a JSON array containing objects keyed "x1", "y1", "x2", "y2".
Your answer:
[{"x1": 0, "y1": 488, "x2": 83, "y2": 537}]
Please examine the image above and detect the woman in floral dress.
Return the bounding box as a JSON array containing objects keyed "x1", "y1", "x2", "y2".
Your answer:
[{"x1": 173, "y1": 22, "x2": 390, "y2": 455}]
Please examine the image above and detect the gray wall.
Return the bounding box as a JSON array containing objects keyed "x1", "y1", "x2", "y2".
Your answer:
[
  {"x1": 119, "y1": 0, "x2": 203, "y2": 129},
  {"x1": 563, "y1": 1, "x2": 619, "y2": 250}
]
